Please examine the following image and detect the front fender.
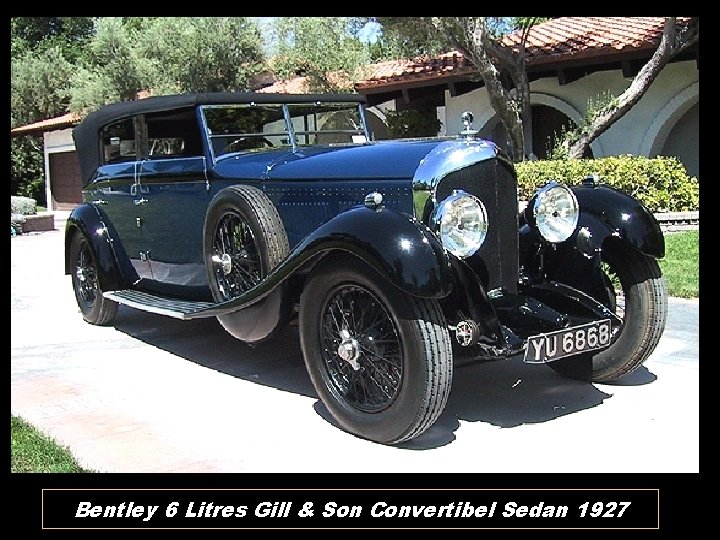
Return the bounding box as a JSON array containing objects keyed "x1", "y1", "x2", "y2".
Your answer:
[
  {"x1": 295, "y1": 205, "x2": 454, "y2": 298},
  {"x1": 572, "y1": 184, "x2": 665, "y2": 258},
  {"x1": 191, "y1": 205, "x2": 453, "y2": 319},
  {"x1": 64, "y1": 203, "x2": 130, "y2": 292},
  {"x1": 519, "y1": 184, "x2": 664, "y2": 305}
]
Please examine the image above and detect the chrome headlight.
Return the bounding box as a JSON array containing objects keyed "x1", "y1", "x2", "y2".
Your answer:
[
  {"x1": 431, "y1": 190, "x2": 488, "y2": 258},
  {"x1": 532, "y1": 182, "x2": 579, "y2": 243}
]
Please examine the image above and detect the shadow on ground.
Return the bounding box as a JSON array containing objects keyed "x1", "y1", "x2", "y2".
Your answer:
[{"x1": 112, "y1": 305, "x2": 657, "y2": 450}]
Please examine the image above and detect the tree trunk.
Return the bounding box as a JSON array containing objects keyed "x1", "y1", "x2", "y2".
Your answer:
[
  {"x1": 440, "y1": 17, "x2": 529, "y2": 161},
  {"x1": 568, "y1": 17, "x2": 698, "y2": 159}
]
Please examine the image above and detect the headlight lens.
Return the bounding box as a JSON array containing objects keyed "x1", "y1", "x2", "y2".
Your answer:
[
  {"x1": 431, "y1": 190, "x2": 488, "y2": 258},
  {"x1": 532, "y1": 182, "x2": 579, "y2": 243}
]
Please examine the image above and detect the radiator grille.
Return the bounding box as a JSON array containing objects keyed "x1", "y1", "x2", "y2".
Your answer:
[{"x1": 436, "y1": 159, "x2": 519, "y2": 293}]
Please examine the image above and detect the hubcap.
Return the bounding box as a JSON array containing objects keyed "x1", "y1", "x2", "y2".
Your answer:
[
  {"x1": 337, "y1": 329, "x2": 361, "y2": 371},
  {"x1": 211, "y1": 212, "x2": 261, "y2": 301},
  {"x1": 212, "y1": 253, "x2": 233, "y2": 276},
  {"x1": 320, "y1": 284, "x2": 402, "y2": 412}
]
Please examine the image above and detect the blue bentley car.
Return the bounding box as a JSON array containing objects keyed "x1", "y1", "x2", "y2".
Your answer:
[{"x1": 66, "y1": 93, "x2": 667, "y2": 444}]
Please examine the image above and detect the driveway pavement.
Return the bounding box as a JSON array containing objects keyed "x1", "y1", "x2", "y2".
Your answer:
[{"x1": 11, "y1": 226, "x2": 699, "y2": 473}]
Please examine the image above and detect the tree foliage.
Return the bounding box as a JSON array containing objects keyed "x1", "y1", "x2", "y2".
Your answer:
[
  {"x1": 68, "y1": 17, "x2": 266, "y2": 113},
  {"x1": 10, "y1": 18, "x2": 90, "y2": 205},
  {"x1": 11, "y1": 45, "x2": 75, "y2": 127},
  {"x1": 69, "y1": 18, "x2": 151, "y2": 113},
  {"x1": 10, "y1": 17, "x2": 94, "y2": 62},
  {"x1": 270, "y1": 17, "x2": 373, "y2": 92},
  {"x1": 139, "y1": 17, "x2": 265, "y2": 94},
  {"x1": 10, "y1": 16, "x2": 267, "y2": 201}
]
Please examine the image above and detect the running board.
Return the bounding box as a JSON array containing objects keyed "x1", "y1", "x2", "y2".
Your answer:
[{"x1": 103, "y1": 290, "x2": 217, "y2": 320}]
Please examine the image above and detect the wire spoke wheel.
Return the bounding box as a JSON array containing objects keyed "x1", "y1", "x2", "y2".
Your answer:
[
  {"x1": 203, "y1": 185, "x2": 290, "y2": 344},
  {"x1": 69, "y1": 233, "x2": 117, "y2": 326},
  {"x1": 300, "y1": 257, "x2": 453, "y2": 444},
  {"x1": 211, "y1": 211, "x2": 262, "y2": 301},
  {"x1": 320, "y1": 284, "x2": 402, "y2": 412},
  {"x1": 74, "y1": 240, "x2": 99, "y2": 308}
]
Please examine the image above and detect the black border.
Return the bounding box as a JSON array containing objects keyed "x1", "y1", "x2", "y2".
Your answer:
[{"x1": 9, "y1": 472, "x2": 701, "y2": 537}]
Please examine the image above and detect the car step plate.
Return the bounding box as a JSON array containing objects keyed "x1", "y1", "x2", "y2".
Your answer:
[{"x1": 523, "y1": 319, "x2": 612, "y2": 363}]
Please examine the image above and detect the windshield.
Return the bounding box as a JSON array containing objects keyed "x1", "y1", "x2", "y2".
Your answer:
[{"x1": 201, "y1": 102, "x2": 368, "y2": 161}]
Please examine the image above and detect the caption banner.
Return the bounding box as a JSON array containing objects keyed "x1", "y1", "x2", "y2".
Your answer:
[{"x1": 43, "y1": 488, "x2": 659, "y2": 530}]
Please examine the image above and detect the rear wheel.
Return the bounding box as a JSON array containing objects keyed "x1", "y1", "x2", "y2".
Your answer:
[
  {"x1": 549, "y1": 241, "x2": 667, "y2": 382},
  {"x1": 70, "y1": 233, "x2": 118, "y2": 325},
  {"x1": 299, "y1": 258, "x2": 453, "y2": 444}
]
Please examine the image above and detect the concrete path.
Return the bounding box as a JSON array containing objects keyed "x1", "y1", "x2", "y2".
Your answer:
[{"x1": 11, "y1": 227, "x2": 699, "y2": 473}]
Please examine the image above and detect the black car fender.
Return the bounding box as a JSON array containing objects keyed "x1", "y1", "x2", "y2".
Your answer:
[
  {"x1": 519, "y1": 184, "x2": 664, "y2": 303},
  {"x1": 194, "y1": 205, "x2": 455, "y2": 320},
  {"x1": 295, "y1": 204, "x2": 454, "y2": 298},
  {"x1": 572, "y1": 184, "x2": 665, "y2": 259},
  {"x1": 65, "y1": 203, "x2": 134, "y2": 291}
]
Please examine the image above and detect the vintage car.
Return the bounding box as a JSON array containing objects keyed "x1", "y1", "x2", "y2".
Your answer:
[{"x1": 66, "y1": 92, "x2": 667, "y2": 444}]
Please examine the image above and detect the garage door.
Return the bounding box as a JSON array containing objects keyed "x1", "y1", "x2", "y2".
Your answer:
[{"x1": 49, "y1": 151, "x2": 83, "y2": 210}]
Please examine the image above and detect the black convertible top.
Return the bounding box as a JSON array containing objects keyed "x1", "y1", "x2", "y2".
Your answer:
[{"x1": 73, "y1": 92, "x2": 366, "y2": 184}]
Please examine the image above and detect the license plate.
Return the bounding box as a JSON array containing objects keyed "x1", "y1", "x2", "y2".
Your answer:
[{"x1": 523, "y1": 319, "x2": 612, "y2": 363}]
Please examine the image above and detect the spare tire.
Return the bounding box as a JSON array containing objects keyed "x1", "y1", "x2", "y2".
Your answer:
[{"x1": 203, "y1": 185, "x2": 291, "y2": 344}]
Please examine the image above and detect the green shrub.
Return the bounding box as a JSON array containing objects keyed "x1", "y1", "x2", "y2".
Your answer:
[
  {"x1": 515, "y1": 156, "x2": 699, "y2": 213},
  {"x1": 11, "y1": 195, "x2": 36, "y2": 215},
  {"x1": 18, "y1": 177, "x2": 46, "y2": 207}
]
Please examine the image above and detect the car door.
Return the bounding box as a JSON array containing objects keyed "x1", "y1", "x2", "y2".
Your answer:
[
  {"x1": 135, "y1": 110, "x2": 211, "y2": 293},
  {"x1": 85, "y1": 117, "x2": 152, "y2": 280}
]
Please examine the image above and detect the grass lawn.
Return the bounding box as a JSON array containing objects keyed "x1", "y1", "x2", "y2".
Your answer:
[
  {"x1": 11, "y1": 416, "x2": 91, "y2": 473},
  {"x1": 659, "y1": 230, "x2": 699, "y2": 298}
]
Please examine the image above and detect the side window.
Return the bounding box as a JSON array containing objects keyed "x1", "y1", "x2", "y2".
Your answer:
[
  {"x1": 101, "y1": 118, "x2": 136, "y2": 164},
  {"x1": 145, "y1": 108, "x2": 203, "y2": 159},
  {"x1": 202, "y1": 105, "x2": 288, "y2": 158}
]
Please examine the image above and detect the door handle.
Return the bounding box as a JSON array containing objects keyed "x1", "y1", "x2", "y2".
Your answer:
[{"x1": 134, "y1": 198, "x2": 149, "y2": 206}]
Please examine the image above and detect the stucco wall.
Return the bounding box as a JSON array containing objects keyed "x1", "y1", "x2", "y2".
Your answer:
[{"x1": 443, "y1": 60, "x2": 698, "y2": 173}]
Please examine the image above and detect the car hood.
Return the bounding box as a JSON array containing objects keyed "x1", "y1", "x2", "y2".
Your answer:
[{"x1": 211, "y1": 139, "x2": 449, "y2": 181}]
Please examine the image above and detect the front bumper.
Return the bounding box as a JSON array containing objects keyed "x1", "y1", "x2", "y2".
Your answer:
[{"x1": 449, "y1": 280, "x2": 621, "y2": 362}]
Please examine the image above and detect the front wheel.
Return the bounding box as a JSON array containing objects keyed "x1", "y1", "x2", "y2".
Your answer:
[
  {"x1": 70, "y1": 233, "x2": 118, "y2": 325},
  {"x1": 549, "y1": 241, "x2": 667, "y2": 382},
  {"x1": 299, "y1": 258, "x2": 453, "y2": 444}
]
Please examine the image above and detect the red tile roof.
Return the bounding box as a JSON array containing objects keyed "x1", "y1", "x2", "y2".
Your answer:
[
  {"x1": 12, "y1": 18, "x2": 693, "y2": 133},
  {"x1": 504, "y1": 16, "x2": 690, "y2": 65},
  {"x1": 256, "y1": 76, "x2": 312, "y2": 94},
  {"x1": 10, "y1": 90, "x2": 154, "y2": 137},
  {"x1": 257, "y1": 59, "x2": 417, "y2": 94},
  {"x1": 10, "y1": 111, "x2": 81, "y2": 136},
  {"x1": 356, "y1": 17, "x2": 693, "y2": 90}
]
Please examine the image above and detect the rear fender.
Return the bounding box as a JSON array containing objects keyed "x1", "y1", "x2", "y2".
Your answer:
[{"x1": 64, "y1": 204, "x2": 135, "y2": 291}]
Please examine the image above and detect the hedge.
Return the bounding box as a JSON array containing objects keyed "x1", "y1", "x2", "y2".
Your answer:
[{"x1": 515, "y1": 156, "x2": 699, "y2": 213}]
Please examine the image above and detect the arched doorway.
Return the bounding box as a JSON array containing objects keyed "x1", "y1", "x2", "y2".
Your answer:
[
  {"x1": 640, "y1": 81, "x2": 698, "y2": 177},
  {"x1": 478, "y1": 103, "x2": 593, "y2": 159},
  {"x1": 659, "y1": 103, "x2": 699, "y2": 178}
]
